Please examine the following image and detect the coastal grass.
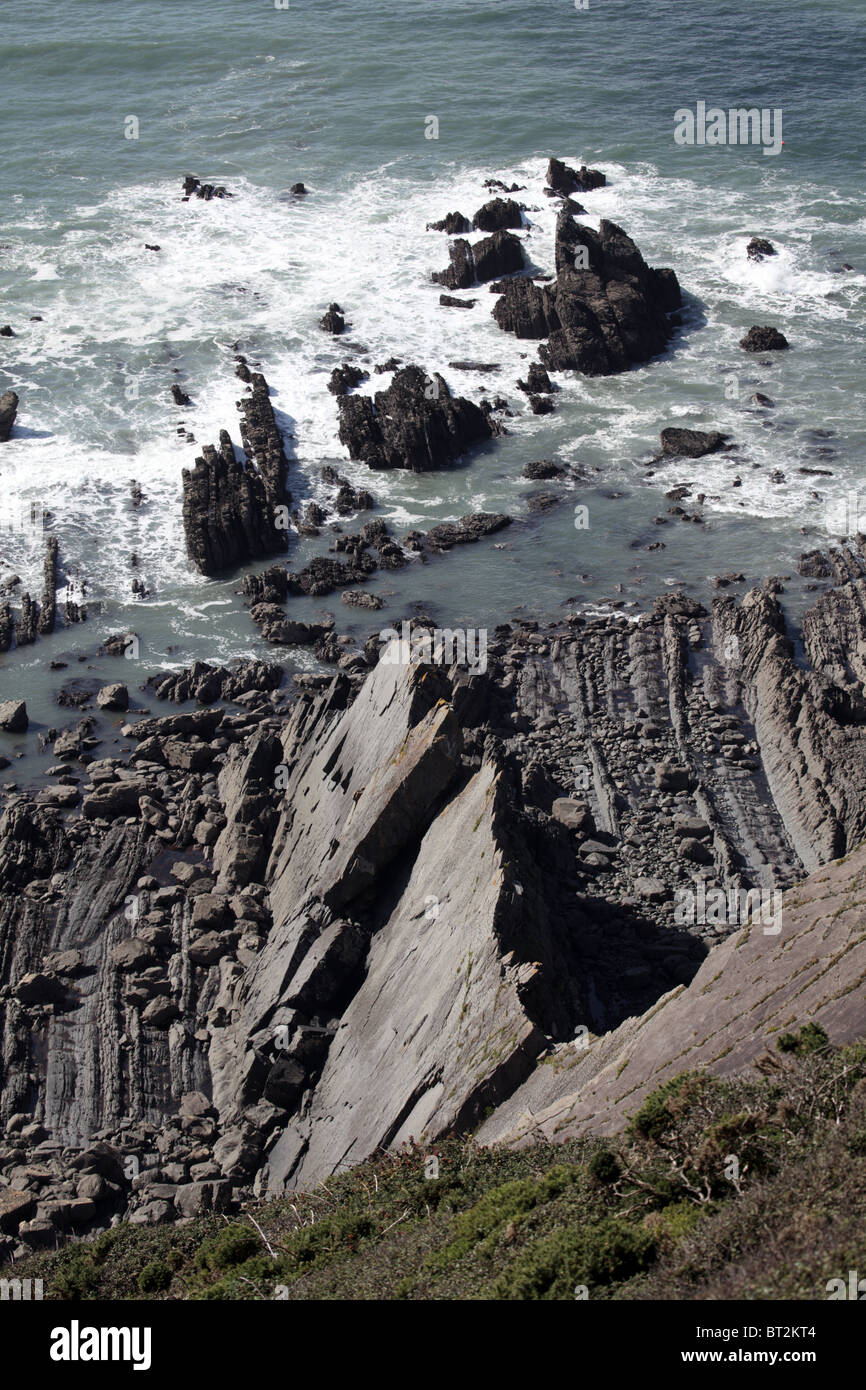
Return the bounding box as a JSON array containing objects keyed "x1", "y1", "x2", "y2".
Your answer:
[{"x1": 13, "y1": 1029, "x2": 866, "y2": 1301}]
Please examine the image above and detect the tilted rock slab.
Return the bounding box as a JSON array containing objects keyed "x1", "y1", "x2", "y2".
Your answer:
[{"x1": 478, "y1": 841, "x2": 866, "y2": 1148}]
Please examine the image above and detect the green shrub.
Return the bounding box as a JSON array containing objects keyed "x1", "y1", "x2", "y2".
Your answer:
[
  {"x1": 588, "y1": 1149, "x2": 620, "y2": 1184},
  {"x1": 777, "y1": 1023, "x2": 829, "y2": 1057},
  {"x1": 490, "y1": 1219, "x2": 656, "y2": 1300},
  {"x1": 138, "y1": 1260, "x2": 171, "y2": 1295},
  {"x1": 195, "y1": 1225, "x2": 262, "y2": 1272}
]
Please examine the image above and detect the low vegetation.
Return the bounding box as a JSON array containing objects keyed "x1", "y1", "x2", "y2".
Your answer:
[{"x1": 13, "y1": 1028, "x2": 866, "y2": 1300}]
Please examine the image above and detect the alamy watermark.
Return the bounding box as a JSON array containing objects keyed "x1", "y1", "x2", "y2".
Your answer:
[
  {"x1": 674, "y1": 103, "x2": 783, "y2": 157},
  {"x1": 674, "y1": 883, "x2": 782, "y2": 935},
  {"x1": 379, "y1": 621, "x2": 488, "y2": 674}
]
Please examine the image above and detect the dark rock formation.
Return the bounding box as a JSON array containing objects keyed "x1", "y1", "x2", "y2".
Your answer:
[
  {"x1": 439, "y1": 294, "x2": 477, "y2": 309},
  {"x1": 320, "y1": 304, "x2": 345, "y2": 334},
  {"x1": 472, "y1": 198, "x2": 523, "y2": 231},
  {"x1": 432, "y1": 230, "x2": 524, "y2": 290},
  {"x1": 328, "y1": 364, "x2": 367, "y2": 396},
  {"x1": 182, "y1": 176, "x2": 231, "y2": 200},
  {"x1": 36, "y1": 537, "x2": 58, "y2": 636},
  {"x1": 660, "y1": 428, "x2": 727, "y2": 458},
  {"x1": 546, "y1": 157, "x2": 606, "y2": 196},
  {"x1": 337, "y1": 365, "x2": 493, "y2": 471},
  {"x1": 0, "y1": 390, "x2": 18, "y2": 443},
  {"x1": 517, "y1": 364, "x2": 553, "y2": 394},
  {"x1": 427, "y1": 212, "x2": 472, "y2": 234},
  {"x1": 740, "y1": 326, "x2": 789, "y2": 352},
  {"x1": 171, "y1": 384, "x2": 192, "y2": 407},
  {"x1": 181, "y1": 373, "x2": 291, "y2": 576},
  {"x1": 493, "y1": 217, "x2": 680, "y2": 375},
  {"x1": 523, "y1": 459, "x2": 564, "y2": 480},
  {"x1": 746, "y1": 238, "x2": 776, "y2": 260}
]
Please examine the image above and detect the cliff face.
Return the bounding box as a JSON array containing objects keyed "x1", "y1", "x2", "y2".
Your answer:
[
  {"x1": 2, "y1": 546, "x2": 866, "y2": 1252},
  {"x1": 477, "y1": 841, "x2": 866, "y2": 1148}
]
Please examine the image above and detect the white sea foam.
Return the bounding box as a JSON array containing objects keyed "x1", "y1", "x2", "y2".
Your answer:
[{"x1": 1, "y1": 152, "x2": 863, "y2": 620}]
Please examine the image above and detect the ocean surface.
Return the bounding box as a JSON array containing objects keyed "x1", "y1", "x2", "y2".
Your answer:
[{"x1": 1, "y1": 0, "x2": 864, "y2": 734}]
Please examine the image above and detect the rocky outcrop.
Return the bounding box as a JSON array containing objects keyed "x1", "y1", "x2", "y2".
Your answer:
[
  {"x1": 478, "y1": 841, "x2": 866, "y2": 1148},
  {"x1": 472, "y1": 198, "x2": 523, "y2": 231},
  {"x1": 36, "y1": 537, "x2": 58, "y2": 637},
  {"x1": 337, "y1": 365, "x2": 493, "y2": 471},
  {"x1": 432, "y1": 230, "x2": 525, "y2": 290},
  {"x1": 545, "y1": 157, "x2": 606, "y2": 195},
  {"x1": 3, "y1": 540, "x2": 866, "y2": 1244},
  {"x1": 0, "y1": 390, "x2": 19, "y2": 443},
  {"x1": 427, "y1": 212, "x2": 472, "y2": 234},
  {"x1": 319, "y1": 303, "x2": 345, "y2": 334},
  {"x1": 493, "y1": 217, "x2": 680, "y2": 375},
  {"x1": 182, "y1": 175, "x2": 232, "y2": 200},
  {"x1": 182, "y1": 373, "x2": 291, "y2": 576},
  {"x1": 740, "y1": 325, "x2": 789, "y2": 352}
]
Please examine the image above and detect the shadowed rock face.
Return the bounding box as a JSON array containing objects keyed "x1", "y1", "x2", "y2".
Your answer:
[
  {"x1": 182, "y1": 374, "x2": 291, "y2": 576},
  {"x1": 4, "y1": 541, "x2": 866, "y2": 1235},
  {"x1": 493, "y1": 217, "x2": 680, "y2": 375},
  {"x1": 477, "y1": 841, "x2": 866, "y2": 1149},
  {"x1": 337, "y1": 365, "x2": 493, "y2": 471}
]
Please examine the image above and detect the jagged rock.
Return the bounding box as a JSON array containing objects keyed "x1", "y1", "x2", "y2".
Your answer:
[
  {"x1": 0, "y1": 391, "x2": 18, "y2": 443},
  {"x1": 517, "y1": 363, "x2": 553, "y2": 394},
  {"x1": 328, "y1": 364, "x2": 367, "y2": 396},
  {"x1": 36, "y1": 538, "x2": 58, "y2": 636},
  {"x1": 523, "y1": 459, "x2": 563, "y2": 480},
  {"x1": 427, "y1": 211, "x2": 472, "y2": 233},
  {"x1": 320, "y1": 303, "x2": 345, "y2": 334},
  {"x1": 546, "y1": 157, "x2": 606, "y2": 195},
  {"x1": 740, "y1": 325, "x2": 789, "y2": 352},
  {"x1": 493, "y1": 218, "x2": 680, "y2": 375},
  {"x1": 432, "y1": 230, "x2": 524, "y2": 290},
  {"x1": 472, "y1": 198, "x2": 523, "y2": 231},
  {"x1": 182, "y1": 374, "x2": 290, "y2": 576},
  {"x1": 337, "y1": 365, "x2": 493, "y2": 472},
  {"x1": 439, "y1": 294, "x2": 477, "y2": 309},
  {"x1": 798, "y1": 551, "x2": 834, "y2": 578}
]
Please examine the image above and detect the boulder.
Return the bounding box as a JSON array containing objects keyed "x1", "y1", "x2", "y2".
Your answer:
[
  {"x1": 96, "y1": 683, "x2": 129, "y2": 711},
  {"x1": 0, "y1": 700, "x2": 27, "y2": 732},
  {"x1": 660, "y1": 428, "x2": 727, "y2": 458},
  {"x1": 740, "y1": 325, "x2": 789, "y2": 352}
]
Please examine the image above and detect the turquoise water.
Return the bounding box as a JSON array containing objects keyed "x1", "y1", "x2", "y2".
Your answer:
[{"x1": 0, "y1": 0, "x2": 864, "y2": 721}]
